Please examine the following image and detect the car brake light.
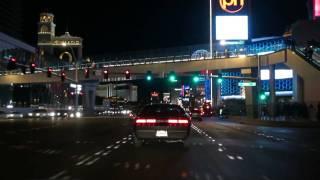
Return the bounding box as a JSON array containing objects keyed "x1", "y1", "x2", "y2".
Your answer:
[
  {"x1": 168, "y1": 119, "x2": 189, "y2": 124},
  {"x1": 136, "y1": 118, "x2": 156, "y2": 124}
]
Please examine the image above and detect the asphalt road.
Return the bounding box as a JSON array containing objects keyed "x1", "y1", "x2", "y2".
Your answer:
[{"x1": 0, "y1": 117, "x2": 319, "y2": 180}]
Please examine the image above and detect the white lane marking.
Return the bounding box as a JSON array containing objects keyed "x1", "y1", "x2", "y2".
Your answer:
[
  {"x1": 128, "y1": 138, "x2": 132, "y2": 140},
  {"x1": 227, "y1": 155, "x2": 235, "y2": 160},
  {"x1": 123, "y1": 137, "x2": 127, "y2": 140},
  {"x1": 49, "y1": 170, "x2": 67, "y2": 180},
  {"x1": 218, "y1": 148, "x2": 223, "y2": 152},
  {"x1": 116, "y1": 141, "x2": 121, "y2": 144},
  {"x1": 217, "y1": 175, "x2": 224, "y2": 180},
  {"x1": 85, "y1": 157, "x2": 100, "y2": 166},
  {"x1": 134, "y1": 163, "x2": 140, "y2": 170},
  {"x1": 237, "y1": 156, "x2": 244, "y2": 160},
  {"x1": 76, "y1": 157, "x2": 92, "y2": 166},
  {"x1": 106, "y1": 145, "x2": 113, "y2": 149},
  {"x1": 262, "y1": 175, "x2": 271, "y2": 180},
  {"x1": 218, "y1": 143, "x2": 223, "y2": 146},
  {"x1": 122, "y1": 141, "x2": 127, "y2": 144},
  {"x1": 211, "y1": 139, "x2": 216, "y2": 142},
  {"x1": 95, "y1": 150, "x2": 103, "y2": 155},
  {"x1": 114, "y1": 145, "x2": 120, "y2": 149}
]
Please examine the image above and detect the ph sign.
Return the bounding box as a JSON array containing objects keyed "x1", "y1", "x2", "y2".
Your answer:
[{"x1": 220, "y1": 0, "x2": 245, "y2": 14}]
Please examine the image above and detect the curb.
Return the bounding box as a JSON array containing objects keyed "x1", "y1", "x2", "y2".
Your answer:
[{"x1": 229, "y1": 116, "x2": 320, "y2": 128}]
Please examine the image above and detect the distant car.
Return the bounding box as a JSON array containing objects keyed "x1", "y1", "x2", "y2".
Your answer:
[
  {"x1": 134, "y1": 104, "x2": 191, "y2": 145},
  {"x1": 202, "y1": 103, "x2": 214, "y2": 117},
  {"x1": 55, "y1": 110, "x2": 69, "y2": 117},
  {"x1": 28, "y1": 109, "x2": 48, "y2": 117},
  {"x1": 189, "y1": 107, "x2": 203, "y2": 121},
  {"x1": 6, "y1": 111, "x2": 24, "y2": 118}
]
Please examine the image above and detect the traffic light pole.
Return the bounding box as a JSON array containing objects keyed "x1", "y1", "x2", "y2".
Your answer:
[{"x1": 257, "y1": 55, "x2": 261, "y2": 119}]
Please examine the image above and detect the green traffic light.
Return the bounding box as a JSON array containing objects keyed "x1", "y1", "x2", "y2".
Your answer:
[
  {"x1": 193, "y1": 76, "x2": 200, "y2": 83},
  {"x1": 260, "y1": 94, "x2": 267, "y2": 100},
  {"x1": 217, "y1": 78, "x2": 223, "y2": 84},
  {"x1": 146, "y1": 75, "x2": 152, "y2": 81},
  {"x1": 169, "y1": 75, "x2": 177, "y2": 82}
]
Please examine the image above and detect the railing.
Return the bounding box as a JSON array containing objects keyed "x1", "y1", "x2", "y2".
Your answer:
[
  {"x1": 294, "y1": 47, "x2": 320, "y2": 71},
  {"x1": 0, "y1": 38, "x2": 293, "y2": 75}
]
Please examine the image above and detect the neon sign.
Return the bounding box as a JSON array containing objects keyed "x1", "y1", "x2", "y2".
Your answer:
[
  {"x1": 314, "y1": 0, "x2": 320, "y2": 19},
  {"x1": 219, "y1": 0, "x2": 245, "y2": 14}
]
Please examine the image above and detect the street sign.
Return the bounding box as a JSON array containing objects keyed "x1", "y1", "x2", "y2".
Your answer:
[{"x1": 238, "y1": 82, "x2": 256, "y2": 87}]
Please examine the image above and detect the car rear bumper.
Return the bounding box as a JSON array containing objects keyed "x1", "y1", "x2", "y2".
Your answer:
[{"x1": 135, "y1": 127, "x2": 190, "y2": 140}]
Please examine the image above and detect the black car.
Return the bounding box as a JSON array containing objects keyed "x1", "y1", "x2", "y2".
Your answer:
[{"x1": 133, "y1": 104, "x2": 191, "y2": 145}]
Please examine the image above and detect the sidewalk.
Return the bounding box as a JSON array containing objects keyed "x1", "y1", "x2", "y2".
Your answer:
[{"x1": 228, "y1": 116, "x2": 320, "y2": 128}]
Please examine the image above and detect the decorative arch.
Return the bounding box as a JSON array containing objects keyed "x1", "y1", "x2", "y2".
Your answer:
[{"x1": 59, "y1": 51, "x2": 73, "y2": 63}]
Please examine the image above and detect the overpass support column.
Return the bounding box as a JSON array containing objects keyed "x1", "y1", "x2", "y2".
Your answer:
[
  {"x1": 292, "y1": 72, "x2": 304, "y2": 103},
  {"x1": 245, "y1": 83, "x2": 258, "y2": 118},
  {"x1": 269, "y1": 65, "x2": 276, "y2": 119},
  {"x1": 212, "y1": 79, "x2": 222, "y2": 107},
  {"x1": 242, "y1": 69, "x2": 258, "y2": 118},
  {"x1": 82, "y1": 81, "x2": 98, "y2": 114}
]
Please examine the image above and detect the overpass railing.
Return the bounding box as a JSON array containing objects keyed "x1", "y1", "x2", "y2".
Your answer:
[{"x1": 0, "y1": 38, "x2": 287, "y2": 74}]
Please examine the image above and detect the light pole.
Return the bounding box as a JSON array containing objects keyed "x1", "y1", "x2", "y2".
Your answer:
[
  {"x1": 209, "y1": 0, "x2": 213, "y2": 59},
  {"x1": 257, "y1": 54, "x2": 261, "y2": 119},
  {"x1": 62, "y1": 42, "x2": 79, "y2": 111}
]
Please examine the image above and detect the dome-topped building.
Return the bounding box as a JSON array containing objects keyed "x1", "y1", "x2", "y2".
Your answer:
[{"x1": 37, "y1": 12, "x2": 83, "y2": 66}]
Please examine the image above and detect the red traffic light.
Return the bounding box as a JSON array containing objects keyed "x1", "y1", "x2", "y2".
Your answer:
[
  {"x1": 61, "y1": 71, "x2": 66, "y2": 82},
  {"x1": 30, "y1": 63, "x2": 36, "y2": 74},
  {"x1": 10, "y1": 57, "x2": 16, "y2": 62},
  {"x1": 103, "y1": 69, "x2": 109, "y2": 80},
  {"x1": 85, "y1": 68, "x2": 90, "y2": 78},
  {"x1": 47, "y1": 67, "x2": 53, "y2": 77},
  {"x1": 125, "y1": 70, "x2": 130, "y2": 79}
]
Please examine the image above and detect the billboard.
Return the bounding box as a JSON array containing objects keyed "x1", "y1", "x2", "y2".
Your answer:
[
  {"x1": 214, "y1": 0, "x2": 250, "y2": 16},
  {"x1": 314, "y1": 0, "x2": 320, "y2": 19},
  {"x1": 213, "y1": 0, "x2": 250, "y2": 41},
  {"x1": 216, "y1": 16, "x2": 248, "y2": 40}
]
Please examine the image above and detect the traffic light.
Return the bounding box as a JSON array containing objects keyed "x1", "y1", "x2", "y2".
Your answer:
[
  {"x1": 192, "y1": 75, "x2": 200, "y2": 83},
  {"x1": 168, "y1": 71, "x2": 177, "y2": 82},
  {"x1": 61, "y1": 70, "x2": 66, "y2": 82},
  {"x1": 103, "y1": 69, "x2": 109, "y2": 80},
  {"x1": 217, "y1": 73, "x2": 223, "y2": 84},
  {"x1": 125, "y1": 70, "x2": 130, "y2": 80},
  {"x1": 7, "y1": 57, "x2": 17, "y2": 70},
  {"x1": 85, "y1": 68, "x2": 90, "y2": 78},
  {"x1": 146, "y1": 71, "x2": 152, "y2": 81},
  {"x1": 259, "y1": 91, "x2": 267, "y2": 101},
  {"x1": 30, "y1": 63, "x2": 36, "y2": 74},
  {"x1": 47, "y1": 67, "x2": 53, "y2": 78}
]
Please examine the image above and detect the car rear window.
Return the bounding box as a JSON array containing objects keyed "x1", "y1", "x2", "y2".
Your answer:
[{"x1": 140, "y1": 104, "x2": 186, "y2": 117}]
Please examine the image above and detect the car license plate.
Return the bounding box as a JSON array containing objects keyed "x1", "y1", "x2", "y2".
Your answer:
[{"x1": 156, "y1": 130, "x2": 168, "y2": 137}]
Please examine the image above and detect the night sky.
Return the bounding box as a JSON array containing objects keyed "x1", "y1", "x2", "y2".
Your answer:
[{"x1": 21, "y1": 0, "x2": 309, "y2": 56}]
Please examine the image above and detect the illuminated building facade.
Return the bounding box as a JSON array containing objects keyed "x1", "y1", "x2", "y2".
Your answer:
[{"x1": 37, "y1": 13, "x2": 83, "y2": 65}]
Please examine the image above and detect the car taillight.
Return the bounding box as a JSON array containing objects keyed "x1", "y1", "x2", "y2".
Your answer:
[
  {"x1": 168, "y1": 118, "x2": 190, "y2": 125},
  {"x1": 135, "y1": 118, "x2": 156, "y2": 125}
]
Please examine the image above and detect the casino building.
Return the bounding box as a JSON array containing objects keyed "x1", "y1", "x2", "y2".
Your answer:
[{"x1": 37, "y1": 13, "x2": 83, "y2": 66}]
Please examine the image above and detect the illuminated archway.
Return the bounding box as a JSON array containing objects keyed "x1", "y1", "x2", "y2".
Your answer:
[{"x1": 59, "y1": 51, "x2": 73, "y2": 63}]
